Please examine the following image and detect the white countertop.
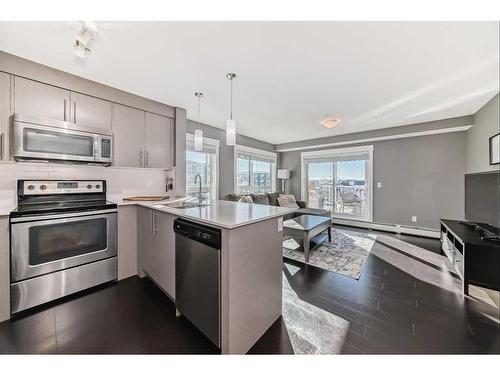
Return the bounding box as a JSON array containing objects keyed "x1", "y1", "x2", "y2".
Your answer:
[
  {"x1": 2, "y1": 193, "x2": 296, "y2": 229},
  {"x1": 112, "y1": 196, "x2": 297, "y2": 229}
]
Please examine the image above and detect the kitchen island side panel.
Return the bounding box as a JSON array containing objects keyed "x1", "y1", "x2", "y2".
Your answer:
[{"x1": 221, "y1": 217, "x2": 283, "y2": 354}]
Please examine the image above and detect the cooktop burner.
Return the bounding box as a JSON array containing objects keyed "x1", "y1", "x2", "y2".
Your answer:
[{"x1": 11, "y1": 200, "x2": 117, "y2": 218}]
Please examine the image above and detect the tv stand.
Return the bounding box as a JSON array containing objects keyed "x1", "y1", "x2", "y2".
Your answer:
[{"x1": 441, "y1": 219, "x2": 500, "y2": 295}]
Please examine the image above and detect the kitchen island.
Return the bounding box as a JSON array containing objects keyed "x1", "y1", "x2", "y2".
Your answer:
[{"x1": 113, "y1": 197, "x2": 296, "y2": 354}]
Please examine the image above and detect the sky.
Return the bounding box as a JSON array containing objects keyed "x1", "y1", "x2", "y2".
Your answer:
[{"x1": 309, "y1": 160, "x2": 366, "y2": 180}]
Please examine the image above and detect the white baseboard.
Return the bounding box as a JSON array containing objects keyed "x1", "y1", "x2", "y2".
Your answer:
[{"x1": 332, "y1": 218, "x2": 440, "y2": 239}]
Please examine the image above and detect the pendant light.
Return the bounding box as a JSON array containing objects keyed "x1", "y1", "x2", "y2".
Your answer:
[
  {"x1": 225, "y1": 73, "x2": 237, "y2": 146},
  {"x1": 194, "y1": 92, "x2": 204, "y2": 151}
]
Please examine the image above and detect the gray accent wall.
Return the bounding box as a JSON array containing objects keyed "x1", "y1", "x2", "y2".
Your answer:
[
  {"x1": 467, "y1": 94, "x2": 499, "y2": 173},
  {"x1": 280, "y1": 129, "x2": 468, "y2": 230},
  {"x1": 186, "y1": 120, "x2": 275, "y2": 199}
]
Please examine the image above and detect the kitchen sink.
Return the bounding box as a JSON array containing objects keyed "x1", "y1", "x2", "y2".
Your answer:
[{"x1": 158, "y1": 201, "x2": 209, "y2": 209}]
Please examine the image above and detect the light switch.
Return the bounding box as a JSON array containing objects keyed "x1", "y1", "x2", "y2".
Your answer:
[
  {"x1": 377, "y1": 182, "x2": 382, "y2": 188},
  {"x1": 278, "y1": 217, "x2": 283, "y2": 232},
  {"x1": 412, "y1": 216, "x2": 417, "y2": 222}
]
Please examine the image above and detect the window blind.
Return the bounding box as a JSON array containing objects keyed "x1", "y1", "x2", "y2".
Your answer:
[
  {"x1": 236, "y1": 151, "x2": 276, "y2": 165},
  {"x1": 186, "y1": 141, "x2": 217, "y2": 154},
  {"x1": 303, "y1": 151, "x2": 369, "y2": 164}
]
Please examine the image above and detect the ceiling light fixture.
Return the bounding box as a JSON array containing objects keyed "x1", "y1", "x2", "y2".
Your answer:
[
  {"x1": 321, "y1": 116, "x2": 341, "y2": 129},
  {"x1": 194, "y1": 92, "x2": 204, "y2": 151},
  {"x1": 225, "y1": 73, "x2": 237, "y2": 146},
  {"x1": 73, "y1": 21, "x2": 98, "y2": 59}
]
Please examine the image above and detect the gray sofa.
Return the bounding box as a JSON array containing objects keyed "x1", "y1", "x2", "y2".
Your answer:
[{"x1": 224, "y1": 192, "x2": 331, "y2": 219}]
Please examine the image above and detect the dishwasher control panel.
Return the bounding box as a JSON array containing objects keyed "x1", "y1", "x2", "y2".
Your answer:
[{"x1": 173, "y1": 219, "x2": 221, "y2": 249}]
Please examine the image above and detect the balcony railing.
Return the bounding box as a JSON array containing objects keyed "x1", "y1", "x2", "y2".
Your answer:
[{"x1": 308, "y1": 183, "x2": 366, "y2": 217}]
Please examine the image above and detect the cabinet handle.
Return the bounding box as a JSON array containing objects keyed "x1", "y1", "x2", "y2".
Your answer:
[
  {"x1": 73, "y1": 101, "x2": 77, "y2": 123},
  {"x1": 139, "y1": 150, "x2": 143, "y2": 167},
  {"x1": 145, "y1": 150, "x2": 149, "y2": 167},
  {"x1": 151, "y1": 211, "x2": 158, "y2": 235},
  {"x1": 0, "y1": 133, "x2": 4, "y2": 160},
  {"x1": 63, "y1": 100, "x2": 67, "y2": 121}
]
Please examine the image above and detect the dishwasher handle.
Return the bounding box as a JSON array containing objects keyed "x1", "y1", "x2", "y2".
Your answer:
[{"x1": 174, "y1": 219, "x2": 221, "y2": 250}]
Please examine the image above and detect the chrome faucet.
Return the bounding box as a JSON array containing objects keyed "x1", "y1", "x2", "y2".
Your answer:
[{"x1": 194, "y1": 174, "x2": 203, "y2": 203}]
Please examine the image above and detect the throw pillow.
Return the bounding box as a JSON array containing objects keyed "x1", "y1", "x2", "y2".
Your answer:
[
  {"x1": 238, "y1": 195, "x2": 254, "y2": 204},
  {"x1": 277, "y1": 195, "x2": 299, "y2": 209}
]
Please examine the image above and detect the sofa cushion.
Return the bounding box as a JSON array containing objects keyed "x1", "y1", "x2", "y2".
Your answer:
[
  {"x1": 277, "y1": 195, "x2": 300, "y2": 209},
  {"x1": 253, "y1": 194, "x2": 270, "y2": 205},
  {"x1": 225, "y1": 193, "x2": 242, "y2": 202},
  {"x1": 266, "y1": 192, "x2": 281, "y2": 206}
]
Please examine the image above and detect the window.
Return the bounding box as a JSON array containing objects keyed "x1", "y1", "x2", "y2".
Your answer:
[
  {"x1": 301, "y1": 145, "x2": 373, "y2": 221},
  {"x1": 234, "y1": 145, "x2": 277, "y2": 194},
  {"x1": 186, "y1": 134, "x2": 219, "y2": 201}
]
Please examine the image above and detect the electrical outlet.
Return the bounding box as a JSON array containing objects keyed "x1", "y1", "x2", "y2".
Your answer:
[
  {"x1": 377, "y1": 182, "x2": 382, "y2": 188},
  {"x1": 412, "y1": 216, "x2": 417, "y2": 222}
]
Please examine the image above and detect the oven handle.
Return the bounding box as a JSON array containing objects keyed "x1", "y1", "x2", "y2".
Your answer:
[{"x1": 10, "y1": 208, "x2": 117, "y2": 223}]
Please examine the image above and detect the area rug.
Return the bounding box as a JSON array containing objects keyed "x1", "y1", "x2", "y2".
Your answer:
[{"x1": 283, "y1": 227, "x2": 375, "y2": 279}]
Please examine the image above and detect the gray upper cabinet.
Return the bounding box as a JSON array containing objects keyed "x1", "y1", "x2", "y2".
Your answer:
[
  {"x1": 145, "y1": 112, "x2": 174, "y2": 169},
  {"x1": 113, "y1": 104, "x2": 145, "y2": 168},
  {"x1": 70, "y1": 92, "x2": 112, "y2": 131},
  {"x1": 0, "y1": 73, "x2": 10, "y2": 160},
  {"x1": 14, "y1": 76, "x2": 70, "y2": 121}
]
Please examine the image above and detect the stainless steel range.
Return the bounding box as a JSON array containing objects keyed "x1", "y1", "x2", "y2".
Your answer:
[{"x1": 9, "y1": 179, "x2": 117, "y2": 314}]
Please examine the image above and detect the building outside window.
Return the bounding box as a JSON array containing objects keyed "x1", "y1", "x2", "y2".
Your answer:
[
  {"x1": 235, "y1": 145, "x2": 277, "y2": 194},
  {"x1": 186, "y1": 134, "x2": 219, "y2": 201}
]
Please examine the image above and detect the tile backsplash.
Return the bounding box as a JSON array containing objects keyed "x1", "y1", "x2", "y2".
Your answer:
[{"x1": 0, "y1": 162, "x2": 174, "y2": 208}]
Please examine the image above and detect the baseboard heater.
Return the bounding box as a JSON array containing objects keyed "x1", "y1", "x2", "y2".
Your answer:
[{"x1": 332, "y1": 218, "x2": 440, "y2": 239}]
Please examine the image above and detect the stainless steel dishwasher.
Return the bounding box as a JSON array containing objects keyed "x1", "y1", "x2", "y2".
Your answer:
[{"x1": 174, "y1": 218, "x2": 221, "y2": 347}]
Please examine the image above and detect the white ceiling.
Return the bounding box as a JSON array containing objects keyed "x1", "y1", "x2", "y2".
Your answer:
[{"x1": 0, "y1": 21, "x2": 498, "y2": 145}]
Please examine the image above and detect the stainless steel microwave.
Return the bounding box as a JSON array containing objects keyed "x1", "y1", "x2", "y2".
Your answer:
[{"x1": 12, "y1": 114, "x2": 113, "y2": 165}]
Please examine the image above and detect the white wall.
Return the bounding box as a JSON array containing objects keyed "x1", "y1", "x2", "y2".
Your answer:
[{"x1": 467, "y1": 94, "x2": 500, "y2": 173}]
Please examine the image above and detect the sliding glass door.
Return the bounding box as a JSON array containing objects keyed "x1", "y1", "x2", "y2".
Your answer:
[{"x1": 303, "y1": 146, "x2": 373, "y2": 221}]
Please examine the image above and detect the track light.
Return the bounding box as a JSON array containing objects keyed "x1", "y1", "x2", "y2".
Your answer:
[{"x1": 73, "y1": 21, "x2": 97, "y2": 59}]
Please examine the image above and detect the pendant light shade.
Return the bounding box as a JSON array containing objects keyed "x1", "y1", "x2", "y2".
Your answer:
[
  {"x1": 226, "y1": 73, "x2": 237, "y2": 146},
  {"x1": 194, "y1": 129, "x2": 203, "y2": 151},
  {"x1": 226, "y1": 119, "x2": 236, "y2": 146},
  {"x1": 194, "y1": 92, "x2": 204, "y2": 151}
]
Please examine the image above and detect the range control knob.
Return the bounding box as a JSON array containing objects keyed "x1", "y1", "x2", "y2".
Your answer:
[
  {"x1": 40, "y1": 185, "x2": 47, "y2": 191},
  {"x1": 27, "y1": 184, "x2": 35, "y2": 190},
  {"x1": 87, "y1": 184, "x2": 92, "y2": 190},
  {"x1": 95, "y1": 184, "x2": 101, "y2": 190}
]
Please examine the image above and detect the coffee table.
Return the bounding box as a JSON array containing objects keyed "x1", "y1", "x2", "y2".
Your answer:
[{"x1": 283, "y1": 214, "x2": 332, "y2": 263}]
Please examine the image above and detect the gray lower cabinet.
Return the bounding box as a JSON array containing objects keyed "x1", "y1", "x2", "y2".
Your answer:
[
  {"x1": 70, "y1": 92, "x2": 112, "y2": 131},
  {"x1": 113, "y1": 104, "x2": 146, "y2": 167},
  {"x1": 137, "y1": 207, "x2": 175, "y2": 299},
  {"x1": 0, "y1": 72, "x2": 10, "y2": 160},
  {"x1": 145, "y1": 112, "x2": 174, "y2": 169},
  {"x1": 14, "y1": 76, "x2": 70, "y2": 121}
]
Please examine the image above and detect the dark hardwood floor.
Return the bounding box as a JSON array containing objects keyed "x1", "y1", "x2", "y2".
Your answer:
[{"x1": 0, "y1": 225, "x2": 498, "y2": 354}]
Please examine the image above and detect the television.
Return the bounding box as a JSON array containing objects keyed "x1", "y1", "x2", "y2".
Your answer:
[{"x1": 465, "y1": 171, "x2": 500, "y2": 232}]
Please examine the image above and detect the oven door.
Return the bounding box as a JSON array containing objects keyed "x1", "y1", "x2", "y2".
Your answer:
[{"x1": 10, "y1": 210, "x2": 117, "y2": 282}]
